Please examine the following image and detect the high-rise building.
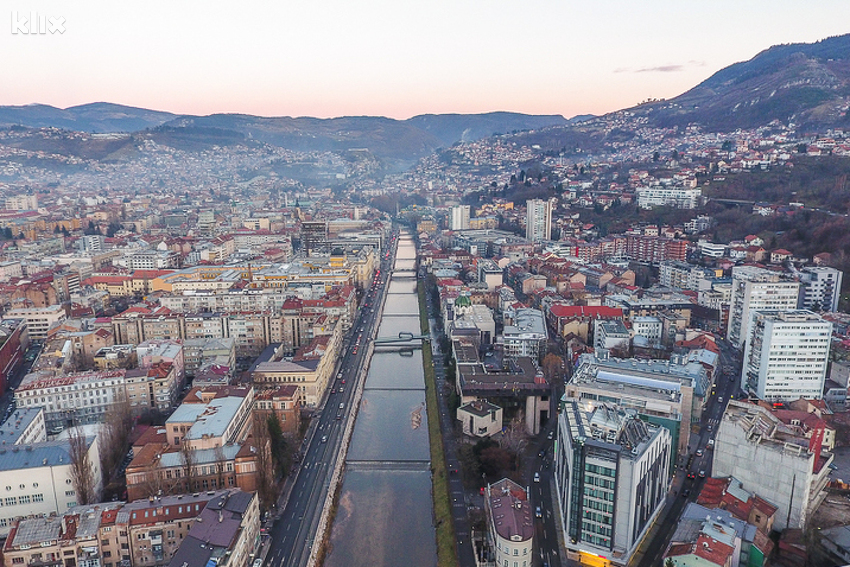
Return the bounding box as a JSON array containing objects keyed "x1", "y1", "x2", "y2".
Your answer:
[
  {"x1": 555, "y1": 398, "x2": 671, "y2": 566},
  {"x1": 742, "y1": 310, "x2": 832, "y2": 401},
  {"x1": 4, "y1": 194, "x2": 37, "y2": 211},
  {"x1": 799, "y1": 266, "x2": 843, "y2": 312},
  {"x1": 450, "y1": 204, "x2": 470, "y2": 231},
  {"x1": 301, "y1": 220, "x2": 329, "y2": 256},
  {"x1": 526, "y1": 199, "x2": 552, "y2": 242},
  {"x1": 726, "y1": 266, "x2": 800, "y2": 349}
]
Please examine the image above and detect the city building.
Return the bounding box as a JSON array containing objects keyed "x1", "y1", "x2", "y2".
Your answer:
[
  {"x1": 593, "y1": 319, "x2": 629, "y2": 353},
  {"x1": 5, "y1": 305, "x2": 67, "y2": 340},
  {"x1": 712, "y1": 400, "x2": 833, "y2": 530},
  {"x1": 0, "y1": 318, "x2": 27, "y2": 395},
  {"x1": 526, "y1": 199, "x2": 552, "y2": 242},
  {"x1": 636, "y1": 186, "x2": 701, "y2": 209},
  {"x1": 555, "y1": 398, "x2": 671, "y2": 566},
  {"x1": 0, "y1": 408, "x2": 101, "y2": 538},
  {"x1": 254, "y1": 384, "x2": 302, "y2": 436},
  {"x1": 450, "y1": 204, "x2": 471, "y2": 231},
  {"x1": 726, "y1": 266, "x2": 801, "y2": 349},
  {"x1": 798, "y1": 266, "x2": 843, "y2": 313},
  {"x1": 663, "y1": 501, "x2": 774, "y2": 567},
  {"x1": 484, "y1": 478, "x2": 534, "y2": 567},
  {"x1": 742, "y1": 310, "x2": 832, "y2": 401},
  {"x1": 15, "y1": 369, "x2": 128, "y2": 431},
  {"x1": 566, "y1": 350, "x2": 698, "y2": 459},
  {"x1": 1, "y1": 490, "x2": 257, "y2": 567},
  {"x1": 165, "y1": 386, "x2": 254, "y2": 450},
  {"x1": 457, "y1": 399, "x2": 503, "y2": 438},
  {"x1": 301, "y1": 220, "x2": 329, "y2": 256},
  {"x1": 501, "y1": 308, "x2": 547, "y2": 361},
  {"x1": 166, "y1": 489, "x2": 260, "y2": 567},
  {"x1": 4, "y1": 193, "x2": 37, "y2": 210}
]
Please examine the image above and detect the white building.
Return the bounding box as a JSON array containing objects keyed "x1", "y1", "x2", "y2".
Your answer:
[
  {"x1": 77, "y1": 234, "x2": 106, "y2": 253},
  {"x1": 15, "y1": 369, "x2": 128, "y2": 432},
  {"x1": 501, "y1": 308, "x2": 547, "y2": 360},
  {"x1": 5, "y1": 305, "x2": 67, "y2": 340},
  {"x1": 631, "y1": 316, "x2": 663, "y2": 343},
  {"x1": 713, "y1": 400, "x2": 833, "y2": 529},
  {"x1": 799, "y1": 266, "x2": 843, "y2": 313},
  {"x1": 636, "y1": 187, "x2": 701, "y2": 209},
  {"x1": 555, "y1": 398, "x2": 671, "y2": 566},
  {"x1": 4, "y1": 194, "x2": 37, "y2": 210},
  {"x1": 0, "y1": 407, "x2": 101, "y2": 537},
  {"x1": 526, "y1": 199, "x2": 552, "y2": 242},
  {"x1": 0, "y1": 260, "x2": 23, "y2": 282},
  {"x1": 726, "y1": 266, "x2": 800, "y2": 350},
  {"x1": 485, "y1": 478, "x2": 534, "y2": 567},
  {"x1": 593, "y1": 319, "x2": 630, "y2": 352},
  {"x1": 450, "y1": 204, "x2": 471, "y2": 231},
  {"x1": 742, "y1": 310, "x2": 832, "y2": 401}
]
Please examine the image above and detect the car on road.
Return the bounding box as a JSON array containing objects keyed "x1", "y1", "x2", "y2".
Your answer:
[
  {"x1": 699, "y1": 470, "x2": 706, "y2": 478},
  {"x1": 535, "y1": 506, "x2": 542, "y2": 518},
  {"x1": 696, "y1": 449, "x2": 704, "y2": 457},
  {"x1": 533, "y1": 472, "x2": 540, "y2": 483},
  {"x1": 687, "y1": 472, "x2": 696, "y2": 480},
  {"x1": 681, "y1": 489, "x2": 691, "y2": 498},
  {"x1": 321, "y1": 435, "x2": 328, "y2": 443},
  {"x1": 547, "y1": 431, "x2": 554, "y2": 441},
  {"x1": 538, "y1": 449, "x2": 545, "y2": 458},
  {"x1": 718, "y1": 396, "x2": 724, "y2": 403}
]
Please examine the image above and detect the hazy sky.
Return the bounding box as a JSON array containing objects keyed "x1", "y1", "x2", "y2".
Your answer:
[{"x1": 3, "y1": 0, "x2": 850, "y2": 119}]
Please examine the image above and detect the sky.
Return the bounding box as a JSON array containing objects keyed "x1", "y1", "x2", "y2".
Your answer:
[{"x1": 3, "y1": 0, "x2": 850, "y2": 120}]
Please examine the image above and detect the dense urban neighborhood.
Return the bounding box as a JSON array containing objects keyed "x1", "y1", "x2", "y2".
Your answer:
[{"x1": 4, "y1": 33, "x2": 850, "y2": 567}]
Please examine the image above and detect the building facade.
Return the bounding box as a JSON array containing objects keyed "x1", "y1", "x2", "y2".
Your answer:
[
  {"x1": 742, "y1": 310, "x2": 832, "y2": 402},
  {"x1": 555, "y1": 398, "x2": 671, "y2": 566}
]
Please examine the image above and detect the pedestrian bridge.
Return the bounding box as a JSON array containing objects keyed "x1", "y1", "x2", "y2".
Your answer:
[{"x1": 373, "y1": 331, "x2": 431, "y2": 345}]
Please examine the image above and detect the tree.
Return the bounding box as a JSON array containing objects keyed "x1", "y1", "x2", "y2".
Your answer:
[
  {"x1": 665, "y1": 558, "x2": 676, "y2": 567},
  {"x1": 252, "y1": 417, "x2": 277, "y2": 510},
  {"x1": 542, "y1": 353, "x2": 563, "y2": 383},
  {"x1": 180, "y1": 440, "x2": 197, "y2": 493},
  {"x1": 214, "y1": 444, "x2": 227, "y2": 490},
  {"x1": 69, "y1": 426, "x2": 98, "y2": 505},
  {"x1": 100, "y1": 396, "x2": 134, "y2": 487}
]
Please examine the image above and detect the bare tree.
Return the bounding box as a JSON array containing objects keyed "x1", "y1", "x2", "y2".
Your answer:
[
  {"x1": 252, "y1": 418, "x2": 277, "y2": 510},
  {"x1": 180, "y1": 441, "x2": 197, "y2": 493},
  {"x1": 69, "y1": 426, "x2": 98, "y2": 505},
  {"x1": 542, "y1": 353, "x2": 563, "y2": 384},
  {"x1": 214, "y1": 444, "x2": 227, "y2": 490},
  {"x1": 99, "y1": 395, "x2": 134, "y2": 487}
]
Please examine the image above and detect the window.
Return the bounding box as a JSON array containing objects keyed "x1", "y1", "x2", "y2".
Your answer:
[
  {"x1": 19, "y1": 495, "x2": 30, "y2": 504},
  {"x1": 4, "y1": 497, "x2": 16, "y2": 506}
]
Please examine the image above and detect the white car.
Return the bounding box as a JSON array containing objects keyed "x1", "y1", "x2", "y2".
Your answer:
[{"x1": 533, "y1": 472, "x2": 540, "y2": 483}]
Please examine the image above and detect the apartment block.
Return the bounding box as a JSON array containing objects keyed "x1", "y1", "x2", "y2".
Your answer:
[
  {"x1": 742, "y1": 310, "x2": 832, "y2": 401},
  {"x1": 726, "y1": 266, "x2": 800, "y2": 350}
]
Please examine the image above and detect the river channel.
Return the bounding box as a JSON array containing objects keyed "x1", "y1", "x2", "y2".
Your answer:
[{"x1": 323, "y1": 233, "x2": 437, "y2": 567}]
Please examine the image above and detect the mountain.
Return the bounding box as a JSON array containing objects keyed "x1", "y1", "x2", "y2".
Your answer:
[
  {"x1": 160, "y1": 114, "x2": 443, "y2": 163},
  {"x1": 0, "y1": 102, "x2": 176, "y2": 132},
  {"x1": 405, "y1": 112, "x2": 568, "y2": 146},
  {"x1": 634, "y1": 34, "x2": 850, "y2": 130}
]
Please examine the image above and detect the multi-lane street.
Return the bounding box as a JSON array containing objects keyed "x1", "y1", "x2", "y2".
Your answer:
[
  {"x1": 636, "y1": 336, "x2": 744, "y2": 567},
  {"x1": 263, "y1": 233, "x2": 398, "y2": 567}
]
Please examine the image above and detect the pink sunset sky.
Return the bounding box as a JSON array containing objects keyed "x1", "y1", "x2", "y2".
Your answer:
[{"x1": 2, "y1": 0, "x2": 850, "y2": 120}]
